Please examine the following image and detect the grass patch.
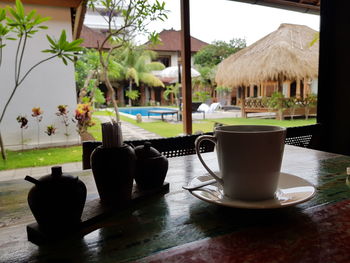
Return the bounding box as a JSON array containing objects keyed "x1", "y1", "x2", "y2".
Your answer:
[
  {"x1": 89, "y1": 117, "x2": 102, "y2": 141},
  {"x1": 94, "y1": 110, "x2": 316, "y2": 137},
  {"x1": 0, "y1": 146, "x2": 82, "y2": 171}
]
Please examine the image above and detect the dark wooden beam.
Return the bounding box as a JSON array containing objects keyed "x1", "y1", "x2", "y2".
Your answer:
[
  {"x1": 317, "y1": 0, "x2": 350, "y2": 155},
  {"x1": 1, "y1": 0, "x2": 83, "y2": 8},
  {"x1": 231, "y1": 0, "x2": 320, "y2": 14},
  {"x1": 180, "y1": 0, "x2": 192, "y2": 135},
  {"x1": 73, "y1": 0, "x2": 87, "y2": 39}
]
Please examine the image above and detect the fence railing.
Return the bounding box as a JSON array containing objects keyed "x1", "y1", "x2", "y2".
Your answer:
[{"x1": 241, "y1": 97, "x2": 317, "y2": 119}]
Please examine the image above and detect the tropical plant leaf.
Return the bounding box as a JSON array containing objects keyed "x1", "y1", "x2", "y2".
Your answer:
[
  {"x1": 139, "y1": 73, "x2": 164, "y2": 87},
  {"x1": 146, "y1": 61, "x2": 165, "y2": 71},
  {"x1": 0, "y1": 9, "x2": 6, "y2": 21},
  {"x1": 126, "y1": 67, "x2": 138, "y2": 83},
  {"x1": 46, "y1": 34, "x2": 56, "y2": 47},
  {"x1": 15, "y1": 0, "x2": 25, "y2": 18},
  {"x1": 108, "y1": 60, "x2": 124, "y2": 81}
]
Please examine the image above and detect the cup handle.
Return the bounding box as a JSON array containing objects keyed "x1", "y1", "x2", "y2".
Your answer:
[{"x1": 195, "y1": 135, "x2": 224, "y2": 186}]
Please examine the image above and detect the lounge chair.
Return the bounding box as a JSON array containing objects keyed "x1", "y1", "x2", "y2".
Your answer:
[{"x1": 179, "y1": 102, "x2": 205, "y2": 120}]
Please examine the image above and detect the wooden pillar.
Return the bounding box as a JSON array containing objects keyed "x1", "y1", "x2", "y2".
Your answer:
[
  {"x1": 296, "y1": 79, "x2": 301, "y2": 98},
  {"x1": 140, "y1": 86, "x2": 146, "y2": 105},
  {"x1": 305, "y1": 78, "x2": 310, "y2": 95},
  {"x1": 150, "y1": 88, "x2": 155, "y2": 102},
  {"x1": 303, "y1": 79, "x2": 309, "y2": 97},
  {"x1": 277, "y1": 74, "x2": 283, "y2": 92},
  {"x1": 180, "y1": 0, "x2": 192, "y2": 134},
  {"x1": 317, "y1": 0, "x2": 350, "y2": 155},
  {"x1": 241, "y1": 87, "x2": 246, "y2": 118},
  {"x1": 261, "y1": 83, "x2": 265, "y2": 97},
  {"x1": 285, "y1": 81, "x2": 290, "y2": 98},
  {"x1": 160, "y1": 89, "x2": 165, "y2": 105},
  {"x1": 72, "y1": 1, "x2": 86, "y2": 39},
  {"x1": 258, "y1": 84, "x2": 262, "y2": 97},
  {"x1": 117, "y1": 87, "x2": 124, "y2": 106}
]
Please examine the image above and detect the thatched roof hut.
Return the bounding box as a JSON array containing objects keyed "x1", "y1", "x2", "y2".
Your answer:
[{"x1": 215, "y1": 23, "x2": 319, "y2": 88}]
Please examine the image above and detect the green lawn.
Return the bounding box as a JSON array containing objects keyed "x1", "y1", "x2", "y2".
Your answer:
[
  {"x1": 89, "y1": 117, "x2": 102, "y2": 141},
  {"x1": 0, "y1": 110, "x2": 316, "y2": 171},
  {"x1": 0, "y1": 146, "x2": 82, "y2": 171},
  {"x1": 94, "y1": 110, "x2": 316, "y2": 137}
]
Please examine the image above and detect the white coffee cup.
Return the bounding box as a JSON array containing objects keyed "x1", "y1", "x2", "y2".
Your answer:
[{"x1": 195, "y1": 125, "x2": 286, "y2": 201}]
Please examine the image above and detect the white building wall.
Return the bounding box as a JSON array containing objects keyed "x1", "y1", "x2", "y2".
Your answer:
[
  {"x1": 0, "y1": 3, "x2": 78, "y2": 149},
  {"x1": 84, "y1": 9, "x2": 124, "y2": 30},
  {"x1": 282, "y1": 82, "x2": 289, "y2": 97},
  {"x1": 156, "y1": 51, "x2": 195, "y2": 67},
  {"x1": 170, "y1": 54, "x2": 178, "y2": 67},
  {"x1": 311, "y1": 79, "x2": 318, "y2": 94}
]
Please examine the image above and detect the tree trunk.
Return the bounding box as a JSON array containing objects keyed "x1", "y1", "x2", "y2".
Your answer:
[
  {"x1": 89, "y1": 70, "x2": 99, "y2": 107},
  {"x1": 0, "y1": 131, "x2": 6, "y2": 160},
  {"x1": 103, "y1": 69, "x2": 119, "y2": 122},
  {"x1": 128, "y1": 79, "x2": 133, "y2": 107},
  {"x1": 78, "y1": 70, "x2": 95, "y2": 103}
]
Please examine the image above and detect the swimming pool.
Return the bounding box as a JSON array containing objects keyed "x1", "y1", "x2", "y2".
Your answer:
[{"x1": 119, "y1": 107, "x2": 176, "y2": 116}]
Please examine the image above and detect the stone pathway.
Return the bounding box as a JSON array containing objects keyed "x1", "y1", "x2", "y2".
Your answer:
[
  {"x1": 0, "y1": 117, "x2": 162, "y2": 182},
  {"x1": 95, "y1": 115, "x2": 161, "y2": 141}
]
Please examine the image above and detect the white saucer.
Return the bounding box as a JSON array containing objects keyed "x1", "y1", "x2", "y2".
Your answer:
[{"x1": 186, "y1": 173, "x2": 316, "y2": 209}]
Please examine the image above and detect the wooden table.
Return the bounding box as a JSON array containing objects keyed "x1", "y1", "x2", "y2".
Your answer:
[
  {"x1": 1, "y1": 145, "x2": 350, "y2": 262},
  {"x1": 148, "y1": 110, "x2": 179, "y2": 121}
]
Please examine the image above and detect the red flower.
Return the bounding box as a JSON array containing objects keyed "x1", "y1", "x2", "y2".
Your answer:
[
  {"x1": 74, "y1": 103, "x2": 95, "y2": 135},
  {"x1": 56, "y1": 105, "x2": 68, "y2": 115},
  {"x1": 32, "y1": 107, "x2": 43, "y2": 117}
]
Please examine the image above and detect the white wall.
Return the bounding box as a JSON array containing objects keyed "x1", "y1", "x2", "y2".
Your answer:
[
  {"x1": 157, "y1": 51, "x2": 195, "y2": 67},
  {"x1": 84, "y1": 9, "x2": 124, "y2": 30},
  {"x1": 0, "y1": 3, "x2": 78, "y2": 149},
  {"x1": 311, "y1": 78, "x2": 318, "y2": 94}
]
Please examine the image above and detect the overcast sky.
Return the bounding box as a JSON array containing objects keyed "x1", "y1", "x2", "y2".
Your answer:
[{"x1": 141, "y1": 0, "x2": 320, "y2": 45}]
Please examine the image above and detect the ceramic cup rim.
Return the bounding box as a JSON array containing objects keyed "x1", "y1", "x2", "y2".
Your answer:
[{"x1": 214, "y1": 125, "x2": 286, "y2": 134}]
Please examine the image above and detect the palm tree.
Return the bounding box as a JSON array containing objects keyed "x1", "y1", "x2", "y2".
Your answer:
[
  {"x1": 110, "y1": 45, "x2": 165, "y2": 106},
  {"x1": 163, "y1": 83, "x2": 180, "y2": 105},
  {"x1": 192, "y1": 65, "x2": 217, "y2": 99}
]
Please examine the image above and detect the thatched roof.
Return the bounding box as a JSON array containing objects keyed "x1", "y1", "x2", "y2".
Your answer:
[{"x1": 215, "y1": 23, "x2": 319, "y2": 88}]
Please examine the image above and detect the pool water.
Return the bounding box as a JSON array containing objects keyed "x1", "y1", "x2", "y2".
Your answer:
[{"x1": 119, "y1": 107, "x2": 176, "y2": 116}]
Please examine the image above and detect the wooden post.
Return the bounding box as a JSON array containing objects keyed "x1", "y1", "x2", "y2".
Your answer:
[
  {"x1": 277, "y1": 74, "x2": 283, "y2": 92},
  {"x1": 262, "y1": 83, "x2": 265, "y2": 97},
  {"x1": 241, "y1": 87, "x2": 246, "y2": 118},
  {"x1": 72, "y1": 1, "x2": 86, "y2": 40},
  {"x1": 250, "y1": 85, "x2": 254, "y2": 98},
  {"x1": 180, "y1": 0, "x2": 192, "y2": 135},
  {"x1": 160, "y1": 89, "x2": 165, "y2": 105},
  {"x1": 296, "y1": 79, "x2": 301, "y2": 98},
  {"x1": 140, "y1": 86, "x2": 146, "y2": 105},
  {"x1": 317, "y1": 0, "x2": 350, "y2": 154},
  {"x1": 151, "y1": 88, "x2": 156, "y2": 102},
  {"x1": 117, "y1": 87, "x2": 124, "y2": 106}
]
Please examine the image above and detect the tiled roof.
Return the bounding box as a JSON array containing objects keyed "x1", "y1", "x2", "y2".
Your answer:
[
  {"x1": 146, "y1": 29, "x2": 208, "y2": 52},
  {"x1": 80, "y1": 25, "x2": 112, "y2": 49}
]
